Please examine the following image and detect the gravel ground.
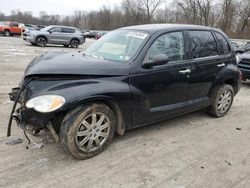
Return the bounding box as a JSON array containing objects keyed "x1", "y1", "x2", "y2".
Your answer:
[{"x1": 1, "y1": 36, "x2": 250, "y2": 188}]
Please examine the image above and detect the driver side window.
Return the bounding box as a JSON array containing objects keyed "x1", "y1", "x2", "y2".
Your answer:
[{"x1": 145, "y1": 32, "x2": 185, "y2": 63}]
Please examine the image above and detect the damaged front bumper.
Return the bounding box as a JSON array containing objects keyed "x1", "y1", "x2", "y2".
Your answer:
[{"x1": 8, "y1": 87, "x2": 52, "y2": 134}]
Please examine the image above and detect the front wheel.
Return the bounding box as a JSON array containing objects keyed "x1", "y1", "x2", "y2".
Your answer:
[
  {"x1": 60, "y1": 103, "x2": 116, "y2": 159},
  {"x1": 35, "y1": 36, "x2": 47, "y2": 47},
  {"x1": 208, "y1": 84, "x2": 234, "y2": 117}
]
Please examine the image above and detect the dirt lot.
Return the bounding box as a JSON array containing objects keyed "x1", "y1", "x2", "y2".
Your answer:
[{"x1": 1, "y1": 36, "x2": 250, "y2": 188}]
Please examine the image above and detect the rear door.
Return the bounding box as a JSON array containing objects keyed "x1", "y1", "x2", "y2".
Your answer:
[
  {"x1": 185, "y1": 30, "x2": 228, "y2": 111},
  {"x1": 61, "y1": 27, "x2": 76, "y2": 44}
]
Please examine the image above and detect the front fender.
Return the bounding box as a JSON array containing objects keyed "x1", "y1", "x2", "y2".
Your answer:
[{"x1": 24, "y1": 77, "x2": 131, "y2": 130}]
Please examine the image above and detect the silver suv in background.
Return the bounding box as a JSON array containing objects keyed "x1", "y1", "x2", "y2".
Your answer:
[{"x1": 24, "y1": 25, "x2": 85, "y2": 48}]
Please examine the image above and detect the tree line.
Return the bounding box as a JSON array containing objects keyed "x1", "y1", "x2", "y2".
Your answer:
[{"x1": 0, "y1": 0, "x2": 250, "y2": 38}]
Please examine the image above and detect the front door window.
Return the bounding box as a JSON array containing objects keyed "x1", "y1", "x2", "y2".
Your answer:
[{"x1": 145, "y1": 32, "x2": 185, "y2": 63}]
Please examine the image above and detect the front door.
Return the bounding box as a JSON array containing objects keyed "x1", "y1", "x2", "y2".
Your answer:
[{"x1": 130, "y1": 31, "x2": 190, "y2": 127}]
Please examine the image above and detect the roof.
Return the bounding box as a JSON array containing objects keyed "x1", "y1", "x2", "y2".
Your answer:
[
  {"x1": 120, "y1": 24, "x2": 214, "y2": 33},
  {"x1": 48, "y1": 25, "x2": 78, "y2": 29}
]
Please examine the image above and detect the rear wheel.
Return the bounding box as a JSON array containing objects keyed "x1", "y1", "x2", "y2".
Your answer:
[
  {"x1": 60, "y1": 103, "x2": 116, "y2": 159},
  {"x1": 208, "y1": 84, "x2": 234, "y2": 117},
  {"x1": 4, "y1": 30, "x2": 10, "y2": 37},
  {"x1": 70, "y1": 39, "x2": 79, "y2": 48},
  {"x1": 35, "y1": 36, "x2": 47, "y2": 47}
]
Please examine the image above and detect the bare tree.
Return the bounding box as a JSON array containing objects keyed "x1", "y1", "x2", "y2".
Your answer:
[
  {"x1": 1, "y1": 0, "x2": 250, "y2": 38},
  {"x1": 234, "y1": 0, "x2": 250, "y2": 34},
  {"x1": 142, "y1": 0, "x2": 165, "y2": 22},
  {"x1": 177, "y1": 0, "x2": 213, "y2": 26},
  {"x1": 219, "y1": 0, "x2": 237, "y2": 34}
]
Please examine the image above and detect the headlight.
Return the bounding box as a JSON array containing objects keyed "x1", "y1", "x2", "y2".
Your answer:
[
  {"x1": 236, "y1": 55, "x2": 241, "y2": 64},
  {"x1": 26, "y1": 95, "x2": 65, "y2": 113}
]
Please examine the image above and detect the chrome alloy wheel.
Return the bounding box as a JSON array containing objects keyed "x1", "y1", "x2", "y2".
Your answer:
[
  {"x1": 75, "y1": 113, "x2": 111, "y2": 152},
  {"x1": 217, "y1": 90, "x2": 232, "y2": 114}
]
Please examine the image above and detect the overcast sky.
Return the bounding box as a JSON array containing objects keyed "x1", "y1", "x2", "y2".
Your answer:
[{"x1": 0, "y1": 0, "x2": 123, "y2": 16}]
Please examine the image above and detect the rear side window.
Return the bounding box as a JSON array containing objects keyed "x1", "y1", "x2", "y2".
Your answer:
[
  {"x1": 61, "y1": 28, "x2": 75, "y2": 33},
  {"x1": 189, "y1": 30, "x2": 218, "y2": 58},
  {"x1": 215, "y1": 32, "x2": 231, "y2": 54}
]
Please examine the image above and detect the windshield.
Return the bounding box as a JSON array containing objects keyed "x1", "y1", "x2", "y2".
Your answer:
[{"x1": 85, "y1": 29, "x2": 149, "y2": 62}]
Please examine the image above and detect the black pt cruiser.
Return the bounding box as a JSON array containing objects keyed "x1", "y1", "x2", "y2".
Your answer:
[{"x1": 8, "y1": 24, "x2": 241, "y2": 159}]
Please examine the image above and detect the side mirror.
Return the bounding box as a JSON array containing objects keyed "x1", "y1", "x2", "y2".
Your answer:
[{"x1": 143, "y1": 54, "x2": 169, "y2": 68}]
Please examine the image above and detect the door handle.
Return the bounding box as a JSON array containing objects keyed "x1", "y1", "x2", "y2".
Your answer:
[
  {"x1": 179, "y1": 69, "x2": 191, "y2": 74},
  {"x1": 217, "y1": 63, "x2": 225, "y2": 67}
]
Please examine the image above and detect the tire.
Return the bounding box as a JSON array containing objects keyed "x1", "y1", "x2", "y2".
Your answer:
[
  {"x1": 35, "y1": 36, "x2": 47, "y2": 47},
  {"x1": 70, "y1": 39, "x2": 79, "y2": 48},
  {"x1": 60, "y1": 103, "x2": 116, "y2": 159},
  {"x1": 208, "y1": 84, "x2": 234, "y2": 117},
  {"x1": 63, "y1": 44, "x2": 69, "y2": 47},
  {"x1": 31, "y1": 42, "x2": 36, "y2": 46},
  {"x1": 4, "y1": 30, "x2": 10, "y2": 37}
]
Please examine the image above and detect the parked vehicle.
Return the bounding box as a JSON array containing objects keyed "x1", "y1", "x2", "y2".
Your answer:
[
  {"x1": 0, "y1": 21, "x2": 25, "y2": 36},
  {"x1": 24, "y1": 25, "x2": 85, "y2": 48},
  {"x1": 95, "y1": 32, "x2": 106, "y2": 40},
  {"x1": 8, "y1": 24, "x2": 241, "y2": 159},
  {"x1": 231, "y1": 42, "x2": 246, "y2": 54},
  {"x1": 84, "y1": 31, "x2": 100, "y2": 38},
  {"x1": 237, "y1": 52, "x2": 250, "y2": 80}
]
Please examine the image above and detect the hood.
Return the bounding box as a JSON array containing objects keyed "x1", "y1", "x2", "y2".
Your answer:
[
  {"x1": 28, "y1": 30, "x2": 43, "y2": 34},
  {"x1": 24, "y1": 51, "x2": 130, "y2": 77}
]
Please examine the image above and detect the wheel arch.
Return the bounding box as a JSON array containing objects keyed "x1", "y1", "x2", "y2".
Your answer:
[
  {"x1": 70, "y1": 38, "x2": 80, "y2": 43},
  {"x1": 56, "y1": 96, "x2": 126, "y2": 136},
  {"x1": 209, "y1": 76, "x2": 240, "y2": 103},
  {"x1": 223, "y1": 77, "x2": 239, "y2": 94},
  {"x1": 35, "y1": 35, "x2": 48, "y2": 42}
]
